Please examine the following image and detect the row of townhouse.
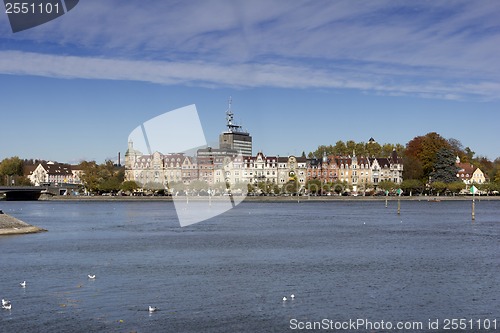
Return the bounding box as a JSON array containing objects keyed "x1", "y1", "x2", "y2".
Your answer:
[
  {"x1": 306, "y1": 150, "x2": 404, "y2": 192},
  {"x1": 125, "y1": 141, "x2": 309, "y2": 188},
  {"x1": 124, "y1": 140, "x2": 404, "y2": 193}
]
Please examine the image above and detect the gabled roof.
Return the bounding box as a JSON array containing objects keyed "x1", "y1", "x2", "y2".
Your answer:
[
  {"x1": 295, "y1": 156, "x2": 307, "y2": 163},
  {"x1": 456, "y1": 162, "x2": 476, "y2": 179},
  {"x1": 40, "y1": 162, "x2": 74, "y2": 176}
]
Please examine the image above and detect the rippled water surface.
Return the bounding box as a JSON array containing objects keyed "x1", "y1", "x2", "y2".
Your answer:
[{"x1": 0, "y1": 200, "x2": 499, "y2": 332}]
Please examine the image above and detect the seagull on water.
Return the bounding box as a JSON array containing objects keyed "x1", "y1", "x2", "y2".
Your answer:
[
  {"x1": 2, "y1": 299, "x2": 11, "y2": 307},
  {"x1": 149, "y1": 306, "x2": 157, "y2": 313},
  {"x1": 282, "y1": 296, "x2": 287, "y2": 301},
  {"x1": 20, "y1": 281, "x2": 26, "y2": 288},
  {"x1": 2, "y1": 303, "x2": 12, "y2": 310},
  {"x1": 291, "y1": 294, "x2": 295, "y2": 300},
  {"x1": 88, "y1": 274, "x2": 96, "y2": 279}
]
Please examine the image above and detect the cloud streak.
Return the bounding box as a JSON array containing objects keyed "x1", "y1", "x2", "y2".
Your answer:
[
  {"x1": 1, "y1": 50, "x2": 499, "y2": 101},
  {"x1": 1, "y1": 0, "x2": 500, "y2": 100}
]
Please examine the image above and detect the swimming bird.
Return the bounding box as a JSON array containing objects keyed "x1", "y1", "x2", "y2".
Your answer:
[
  {"x1": 20, "y1": 281, "x2": 26, "y2": 287},
  {"x1": 2, "y1": 299, "x2": 11, "y2": 306},
  {"x1": 2, "y1": 303, "x2": 12, "y2": 310},
  {"x1": 88, "y1": 274, "x2": 96, "y2": 279},
  {"x1": 282, "y1": 296, "x2": 287, "y2": 301},
  {"x1": 149, "y1": 306, "x2": 157, "y2": 312},
  {"x1": 291, "y1": 294, "x2": 295, "y2": 300}
]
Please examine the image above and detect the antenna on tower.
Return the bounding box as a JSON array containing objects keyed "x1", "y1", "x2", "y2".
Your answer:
[{"x1": 225, "y1": 96, "x2": 244, "y2": 133}]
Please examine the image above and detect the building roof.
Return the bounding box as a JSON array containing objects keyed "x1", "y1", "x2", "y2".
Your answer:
[
  {"x1": 456, "y1": 162, "x2": 476, "y2": 179},
  {"x1": 41, "y1": 162, "x2": 74, "y2": 176}
]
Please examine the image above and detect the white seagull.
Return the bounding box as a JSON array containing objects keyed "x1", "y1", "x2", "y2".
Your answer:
[
  {"x1": 282, "y1": 296, "x2": 287, "y2": 301},
  {"x1": 291, "y1": 294, "x2": 295, "y2": 300},
  {"x1": 88, "y1": 274, "x2": 96, "y2": 279},
  {"x1": 149, "y1": 306, "x2": 158, "y2": 313},
  {"x1": 2, "y1": 299, "x2": 11, "y2": 306},
  {"x1": 20, "y1": 281, "x2": 26, "y2": 288},
  {"x1": 2, "y1": 303, "x2": 12, "y2": 310}
]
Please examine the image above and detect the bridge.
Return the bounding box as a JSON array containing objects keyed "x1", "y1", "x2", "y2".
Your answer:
[{"x1": 0, "y1": 186, "x2": 47, "y2": 201}]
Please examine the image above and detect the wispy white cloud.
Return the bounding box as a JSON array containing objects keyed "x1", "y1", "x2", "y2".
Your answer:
[{"x1": 1, "y1": 0, "x2": 500, "y2": 100}]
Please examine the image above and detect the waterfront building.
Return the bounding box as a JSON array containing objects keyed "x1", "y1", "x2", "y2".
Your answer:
[
  {"x1": 306, "y1": 149, "x2": 403, "y2": 193},
  {"x1": 197, "y1": 147, "x2": 240, "y2": 185},
  {"x1": 240, "y1": 153, "x2": 306, "y2": 192},
  {"x1": 288, "y1": 155, "x2": 307, "y2": 188},
  {"x1": 306, "y1": 153, "x2": 339, "y2": 184},
  {"x1": 125, "y1": 140, "x2": 187, "y2": 187},
  {"x1": 243, "y1": 152, "x2": 277, "y2": 184},
  {"x1": 27, "y1": 161, "x2": 81, "y2": 186},
  {"x1": 213, "y1": 153, "x2": 245, "y2": 187},
  {"x1": 369, "y1": 149, "x2": 404, "y2": 186},
  {"x1": 456, "y1": 157, "x2": 486, "y2": 185}
]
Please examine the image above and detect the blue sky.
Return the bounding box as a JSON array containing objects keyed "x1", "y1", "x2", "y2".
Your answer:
[{"x1": 1, "y1": 0, "x2": 499, "y2": 163}]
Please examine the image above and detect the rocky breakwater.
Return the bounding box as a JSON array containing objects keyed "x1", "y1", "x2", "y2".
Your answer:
[{"x1": 0, "y1": 210, "x2": 47, "y2": 235}]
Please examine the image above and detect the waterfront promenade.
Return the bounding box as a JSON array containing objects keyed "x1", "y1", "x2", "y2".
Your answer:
[{"x1": 41, "y1": 194, "x2": 500, "y2": 202}]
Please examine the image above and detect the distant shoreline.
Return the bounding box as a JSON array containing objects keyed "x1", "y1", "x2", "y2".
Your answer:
[{"x1": 41, "y1": 194, "x2": 500, "y2": 202}]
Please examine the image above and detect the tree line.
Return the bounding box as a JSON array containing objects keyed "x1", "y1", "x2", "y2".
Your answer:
[
  {"x1": 308, "y1": 133, "x2": 500, "y2": 195},
  {"x1": 2, "y1": 131, "x2": 499, "y2": 195},
  {"x1": 0, "y1": 157, "x2": 127, "y2": 194}
]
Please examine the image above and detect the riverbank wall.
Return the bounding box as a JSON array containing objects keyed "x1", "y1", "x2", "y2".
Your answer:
[{"x1": 40, "y1": 194, "x2": 500, "y2": 202}]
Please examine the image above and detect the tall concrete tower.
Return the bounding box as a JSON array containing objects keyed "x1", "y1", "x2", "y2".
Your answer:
[{"x1": 219, "y1": 97, "x2": 252, "y2": 156}]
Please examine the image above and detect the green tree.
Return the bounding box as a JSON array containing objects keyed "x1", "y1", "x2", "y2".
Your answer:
[
  {"x1": 187, "y1": 180, "x2": 209, "y2": 192},
  {"x1": 78, "y1": 161, "x2": 100, "y2": 192},
  {"x1": 430, "y1": 148, "x2": 459, "y2": 183},
  {"x1": 381, "y1": 144, "x2": 395, "y2": 157},
  {"x1": 354, "y1": 142, "x2": 367, "y2": 156},
  {"x1": 121, "y1": 180, "x2": 139, "y2": 192},
  {"x1": 282, "y1": 179, "x2": 299, "y2": 194},
  {"x1": 447, "y1": 181, "x2": 465, "y2": 195},
  {"x1": 464, "y1": 147, "x2": 475, "y2": 162},
  {"x1": 346, "y1": 140, "x2": 356, "y2": 155},
  {"x1": 495, "y1": 169, "x2": 500, "y2": 183},
  {"x1": 306, "y1": 179, "x2": 321, "y2": 194},
  {"x1": 0, "y1": 156, "x2": 24, "y2": 176},
  {"x1": 405, "y1": 132, "x2": 451, "y2": 178},
  {"x1": 100, "y1": 177, "x2": 122, "y2": 193},
  {"x1": 366, "y1": 142, "x2": 382, "y2": 157},
  {"x1": 447, "y1": 138, "x2": 465, "y2": 160},
  {"x1": 377, "y1": 180, "x2": 397, "y2": 192},
  {"x1": 400, "y1": 179, "x2": 423, "y2": 195},
  {"x1": 0, "y1": 156, "x2": 24, "y2": 185},
  {"x1": 430, "y1": 181, "x2": 447, "y2": 195},
  {"x1": 402, "y1": 154, "x2": 424, "y2": 181},
  {"x1": 331, "y1": 180, "x2": 349, "y2": 194},
  {"x1": 78, "y1": 160, "x2": 124, "y2": 193},
  {"x1": 333, "y1": 140, "x2": 347, "y2": 156}
]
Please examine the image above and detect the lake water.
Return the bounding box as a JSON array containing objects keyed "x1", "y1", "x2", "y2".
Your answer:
[{"x1": 0, "y1": 200, "x2": 498, "y2": 332}]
